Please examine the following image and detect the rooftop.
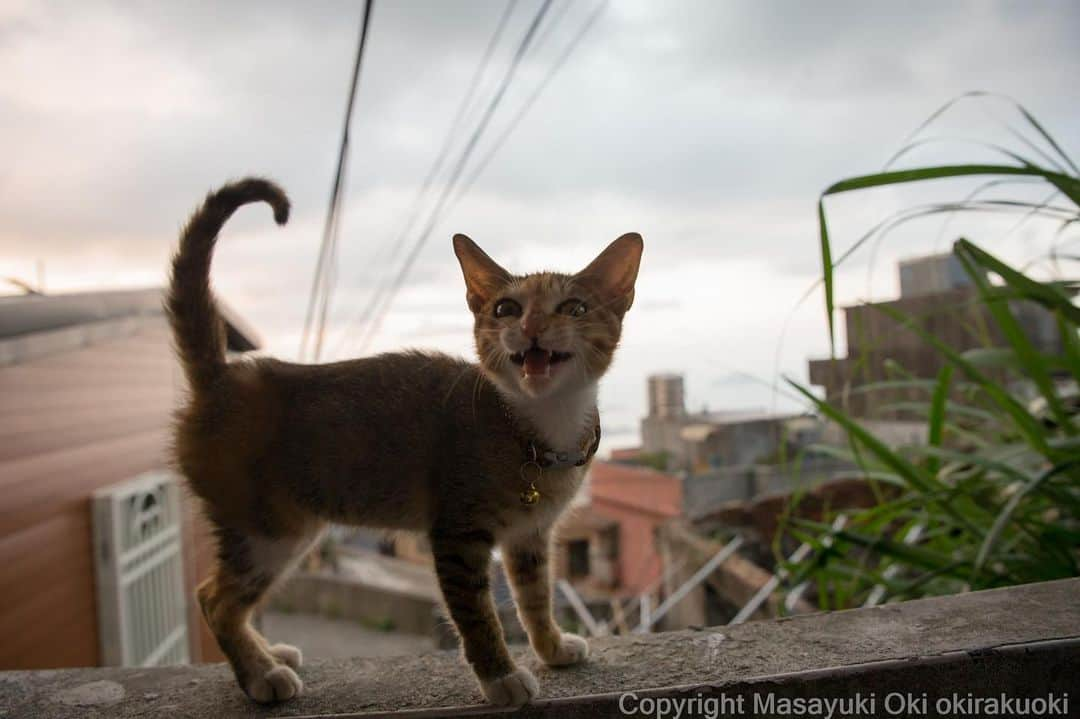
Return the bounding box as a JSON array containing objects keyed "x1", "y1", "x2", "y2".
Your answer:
[
  {"x1": 588, "y1": 460, "x2": 682, "y2": 517},
  {"x1": 0, "y1": 288, "x2": 259, "y2": 365},
  {"x1": 692, "y1": 410, "x2": 803, "y2": 427}
]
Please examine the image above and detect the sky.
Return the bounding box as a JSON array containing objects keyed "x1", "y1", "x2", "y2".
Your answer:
[{"x1": 2, "y1": 0, "x2": 1079, "y2": 450}]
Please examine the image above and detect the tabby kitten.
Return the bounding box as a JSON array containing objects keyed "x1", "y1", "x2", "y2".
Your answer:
[{"x1": 168, "y1": 178, "x2": 642, "y2": 707}]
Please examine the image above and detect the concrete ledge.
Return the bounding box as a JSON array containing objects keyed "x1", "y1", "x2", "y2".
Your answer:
[
  {"x1": 270, "y1": 570, "x2": 439, "y2": 637},
  {"x1": 2, "y1": 578, "x2": 1077, "y2": 718}
]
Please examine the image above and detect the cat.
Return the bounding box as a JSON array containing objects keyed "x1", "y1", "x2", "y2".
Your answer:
[{"x1": 167, "y1": 177, "x2": 642, "y2": 707}]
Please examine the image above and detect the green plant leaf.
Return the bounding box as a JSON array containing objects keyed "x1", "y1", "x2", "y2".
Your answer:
[
  {"x1": 797, "y1": 96, "x2": 1079, "y2": 609},
  {"x1": 822, "y1": 165, "x2": 1077, "y2": 198},
  {"x1": 816, "y1": 164, "x2": 1079, "y2": 350},
  {"x1": 954, "y1": 241, "x2": 1076, "y2": 434},
  {"x1": 818, "y1": 201, "x2": 835, "y2": 356},
  {"x1": 787, "y1": 378, "x2": 982, "y2": 536},
  {"x1": 926, "y1": 365, "x2": 953, "y2": 476},
  {"x1": 1055, "y1": 310, "x2": 1080, "y2": 385},
  {"x1": 956, "y1": 239, "x2": 1080, "y2": 325},
  {"x1": 872, "y1": 302, "x2": 1051, "y2": 455},
  {"x1": 792, "y1": 518, "x2": 976, "y2": 580}
]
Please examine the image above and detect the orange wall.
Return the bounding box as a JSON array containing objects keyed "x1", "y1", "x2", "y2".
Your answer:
[
  {"x1": 588, "y1": 462, "x2": 682, "y2": 594},
  {"x1": 0, "y1": 321, "x2": 221, "y2": 668},
  {"x1": 591, "y1": 501, "x2": 664, "y2": 593}
]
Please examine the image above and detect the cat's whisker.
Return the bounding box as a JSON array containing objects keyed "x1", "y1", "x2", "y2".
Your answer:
[
  {"x1": 444, "y1": 364, "x2": 474, "y2": 405},
  {"x1": 581, "y1": 345, "x2": 606, "y2": 361}
]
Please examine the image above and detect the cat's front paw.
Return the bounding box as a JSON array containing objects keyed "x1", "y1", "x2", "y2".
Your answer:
[
  {"x1": 480, "y1": 666, "x2": 539, "y2": 706},
  {"x1": 269, "y1": 642, "x2": 303, "y2": 669},
  {"x1": 246, "y1": 665, "x2": 303, "y2": 704},
  {"x1": 541, "y1": 632, "x2": 589, "y2": 667}
]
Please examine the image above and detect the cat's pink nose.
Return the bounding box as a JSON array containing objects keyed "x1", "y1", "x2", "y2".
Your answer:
[{"x1": 521, "y1": 311, "x2": 547, "y2": 338}]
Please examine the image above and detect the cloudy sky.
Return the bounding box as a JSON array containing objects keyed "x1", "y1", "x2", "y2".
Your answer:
[{"x1": 2, "y1": 0, "x2": 1078, "y2": 449}]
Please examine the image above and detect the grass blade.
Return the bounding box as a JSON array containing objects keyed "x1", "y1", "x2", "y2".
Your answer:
[
  {"x1": 956, "y1": 239, "x2": 1080, "y2": 324},
  {"x1": 822, "y1": 164, "x2": 1077, "y2": 198},
  {"x1": 972, "y1": 460, "x2": 1080, "y2": 583},
  {"x1": 818, "y1": 201, "x2": 836, "y2": 356},
  {"x1": 872, "y1": 303, "x2": 1050, "y2": 455},
  {"x1": 925, "y1": 365, "x2": 953, "y2": 477},
  {"x1": 954, "y1": 241, "x2": 1075, "y2": 434},
  {"x1": 786, "y1": 378, "x2": 983, "y2": 536}
]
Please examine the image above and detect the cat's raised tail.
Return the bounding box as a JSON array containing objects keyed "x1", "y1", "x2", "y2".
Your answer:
[{"x1": 167, "y1": 177, "x2": 290, "y2": 391}]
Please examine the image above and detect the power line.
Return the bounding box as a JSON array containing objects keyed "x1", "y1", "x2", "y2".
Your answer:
[
  {"x1": 449, "y1": 0, "x2": 609, "y2": 213},
  {"x1": 456, "y1": 0, "x2": 574, "y2": 162},
  {"x1": 300, "y1": 0, "x2": 373, "y2": 361},
  {"x1": 525, "y1": 0, "x2": 576, "y2": 74},
  {"x1": 353, "y1": 0, "x2": 607, "y2": 355},
  {"x1": 327, "y1": 0, "x2": 520, "y2": 359},
  {"x1": 386, "y1": 0, "x2": 522, "y2": 271},
  {"x1": 299, "y1": 0, "x2": 374, "y2": 362},
  {"x1": 350, "y1": 0, "x2": 556, "y2": 356}
]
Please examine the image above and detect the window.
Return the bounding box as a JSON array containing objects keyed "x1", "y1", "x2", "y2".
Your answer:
[{"x1": 568, "y1": 539, "x2": 590, "y2": 578}]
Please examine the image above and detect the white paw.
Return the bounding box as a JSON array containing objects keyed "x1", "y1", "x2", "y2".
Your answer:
[
  {"x1": 480, "y1": 666, "x2": 539, "y2": 706},
  {"x1": 269, "y1": 642, "x2": 303, "y2": 669},
  {"x1": 542, "y1": 633, "x2": 589, "y2": 667},
  {"x1": 246, "y1": 665, "x2": 303, "y2": 703}
]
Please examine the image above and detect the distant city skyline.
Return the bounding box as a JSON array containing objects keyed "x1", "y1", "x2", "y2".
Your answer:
[{"x1": 2, "y1": 0, "x2": 1078, "y2": 450}]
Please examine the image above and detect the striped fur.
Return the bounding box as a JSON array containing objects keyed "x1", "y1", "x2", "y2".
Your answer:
[{"x1": 167, "y1": 179, "x2": 641, "y2": 707}]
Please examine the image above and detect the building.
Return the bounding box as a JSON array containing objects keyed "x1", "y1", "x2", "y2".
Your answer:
[
  {"x1": 0, "y1": 287, "x2": 259, "y2": 669},
  {"x1": 640, "y1": 373, "x2": 817, "y2": 475},
  {"x1": 608, "y1": 446, "x2": 644, "y2": 464},
  {"x1": 808, "y1": 253, "x2": 1067, "y2": 418},
  {"x1": 556, "y1": 461, "x2": 682, "y2": 598},
  {"x1": 640, "y1": 374, "x2": 691, "y2": 467},
  {"x1": 647, "y1": 373, "x2": 686, "y2": 419},
  {"x1": 636, "y1": 372, "x2": 829, "y2": 520},
  {"x1": 679, "y1": 410, "x2": 812, "y2": 471},
  {"x1": 898, "y1": 252, "x2": 972, "y2": 297}
]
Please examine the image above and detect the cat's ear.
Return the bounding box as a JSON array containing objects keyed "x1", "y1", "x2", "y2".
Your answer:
[
  {"x1": 576, "y1": 233, "x2": 643, "y2": 315},
  {"x1": 453, "y1": 234, "x2": 511, "y2": 313}
]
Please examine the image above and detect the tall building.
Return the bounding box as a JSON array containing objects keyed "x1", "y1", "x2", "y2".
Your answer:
[
  {"x1": 641, "y1": 374, "x2": 690, "y2": 464},
  {"x1": 647, "y1": 373, "x2": 685, "y2": 419},
  {"x1": 809, "y1": 254, "x2": 1066, "y2": 418},
  {"x1": 898, "y1": 253, "x2": 974, "y2": 297}
]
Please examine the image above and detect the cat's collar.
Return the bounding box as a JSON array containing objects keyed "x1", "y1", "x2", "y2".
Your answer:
[
  {"x1": 524, "y1": 422, "x2": 602, "y2": 470},
  {"x1": 499, "y1": 400, "x2": 602, "y2": 470},
  {"x1": 498, "y1": 400, "x2": 600, "y2": 505}
]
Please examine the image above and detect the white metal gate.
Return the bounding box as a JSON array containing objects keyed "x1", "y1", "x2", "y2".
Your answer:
[{"x1": 93, "y1": 471, "x2": 190, "y2": 666}]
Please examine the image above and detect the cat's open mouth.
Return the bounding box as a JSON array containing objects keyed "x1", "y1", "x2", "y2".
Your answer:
[{"x1": 510, "y1": 347, "x2": 572, "y2": 377}]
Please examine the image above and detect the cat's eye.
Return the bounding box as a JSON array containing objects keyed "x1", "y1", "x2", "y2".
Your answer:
[
  {"x1": 493, "y1": 298, "x2": 522, "y2": 318},
  {"x1": 557, "y1": 299, "x2": 587, "y2": 318}
]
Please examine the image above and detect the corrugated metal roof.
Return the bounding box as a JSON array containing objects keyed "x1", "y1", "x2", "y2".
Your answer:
[
  {"x1": 0, "y1": 287, "x2": 259, "y2": 351},
  {"x1": 0, "y1": 288, "x2": 163, "y2": 339}
]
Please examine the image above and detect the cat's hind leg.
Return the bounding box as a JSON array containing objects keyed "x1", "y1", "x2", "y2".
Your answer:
[{"x1": 198, "y1": 522, "x2": 324, "y2": 704}]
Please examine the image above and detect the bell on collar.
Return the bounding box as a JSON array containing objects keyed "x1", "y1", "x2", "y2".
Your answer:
[{"x1": 520, "y1": 483, "x2": 541, "y2": 505}]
